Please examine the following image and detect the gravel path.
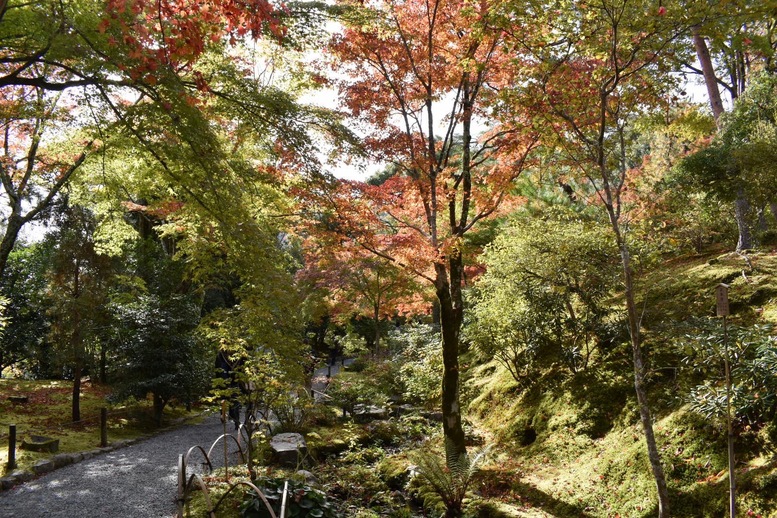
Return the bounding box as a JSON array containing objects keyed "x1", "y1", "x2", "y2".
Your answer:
[
  {"x1": 0, "y1": 360, "x2": 353, "y2": 518},
  {"x1": 0, "y1": 412, "x2": 236, "y2": 518}
]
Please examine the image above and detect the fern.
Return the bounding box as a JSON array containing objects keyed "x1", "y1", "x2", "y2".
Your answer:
[{"x1": 411, "y1": 441, "x2": 491, "y2": 517}]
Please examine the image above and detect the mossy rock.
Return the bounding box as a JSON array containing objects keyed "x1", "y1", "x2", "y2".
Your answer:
[
  {"x1": 308, "y1": 437, "x2": 350, "y2": 458},
  {"x1": 377, "y1": 455, "x2": 411, "y2": 490}
]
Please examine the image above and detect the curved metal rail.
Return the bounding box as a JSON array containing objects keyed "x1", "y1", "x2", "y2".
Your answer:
[{"x1": 177, "y1": 425, "x2": 281, "y2": 518}]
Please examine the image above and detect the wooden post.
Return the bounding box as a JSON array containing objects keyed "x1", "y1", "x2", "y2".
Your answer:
[
  {"x1": 100, "y1": 407, "x2": 108, "y2": 447},
  {"x1": 7, "y1": 424, "x2": 16, "y2": 470}
]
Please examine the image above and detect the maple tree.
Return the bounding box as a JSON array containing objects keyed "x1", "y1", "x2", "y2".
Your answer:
[
  {"x1": 497, "y1": 0, "x2": 690, "y2": 514},
  {"x1": 0, "y1": 0, "x2": 293, "y2": 279},
  {"x1": 299, "y1": 233, "x2": 428, "y2": 353},
  {"x1": 308, "y1": 0, "x2": 538, "y2": 465}
]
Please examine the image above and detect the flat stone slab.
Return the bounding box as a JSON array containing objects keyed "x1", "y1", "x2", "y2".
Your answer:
[
  {"x1": 270, "y1": 433, "x2": 307, "y2": 467},
  {"x1": 8, "y1": 395, "x2": 28, "y2": 404},
  {"x1": 21, "y1": 435, "x2": 59, "y2": 453},
  {"x1": 354, "y1": 404, "x2": 388, "y2": 423}
]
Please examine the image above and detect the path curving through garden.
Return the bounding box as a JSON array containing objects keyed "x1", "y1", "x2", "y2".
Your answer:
[
  {"x1": 0, "y1": 412, "x2": 233, "y2": 518},
  {"x1": 0, "y1": 362, "x2": 350, "y2": 518}
]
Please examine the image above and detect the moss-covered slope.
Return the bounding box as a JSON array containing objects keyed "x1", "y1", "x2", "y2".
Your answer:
[{"x1": 466, "y1": 250, "x2": 777, "y2": 517}]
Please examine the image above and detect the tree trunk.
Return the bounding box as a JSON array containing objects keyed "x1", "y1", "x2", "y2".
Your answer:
[
  {"x1": 71, "y1": 265, "x2": 83, "y2": 423},
  {"x1": 692, "y1": 27, "x2": 725, "y2": 122},
  {"x1": 436, "y1": 260, "x2": 467, "y2": 466},
  {"x1": 735, "y1": 191, "x2": 752, "y2": 251},
  {"x1": 0, "y1": 214, "x2": 24, "y2": 281},
  {"x1": 72, "y1": 363, "x2": 82, "y2": 422},
  {"x1": 611, "y1": 224, "x2": 670, "y2": 517},
  {"x1": 693, "y1": 27, "x2": 755, "y2": 253},
  {"x1": 100, "y1": 343, "x2": 107, "y2": 384},
  {"x1": 153, "y1": 393, "x2": 165, "y2": 426},
  {"x1": 373, "y1": 303, "x2": 381, "y2": 356}
]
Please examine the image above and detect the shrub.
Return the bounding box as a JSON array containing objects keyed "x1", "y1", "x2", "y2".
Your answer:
[
  {"x1": 326, "y1": 372, "x2": 387, "y2": 418},
  {"x1": 388, "y1": 323, "x2": 442, "y2": 408}
]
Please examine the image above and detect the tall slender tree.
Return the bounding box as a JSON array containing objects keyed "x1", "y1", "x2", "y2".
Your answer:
[
  {"x1": 47, "y1": 202, "x2": 113, "y2": 422},
  {"x1": 498, "y1": 0, "x2": 688, "y2": 514},
  {"x1": 313, "y1": 0, "x2": 538, "y2": 464}
]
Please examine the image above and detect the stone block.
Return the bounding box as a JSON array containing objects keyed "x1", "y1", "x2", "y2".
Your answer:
[
  {"x1": 32, "y1": 459, "x2": 55, "y2": 475},
  {"x1": 21, "y1": 435, "x2": 59, "y2": 453},
  {"x1": 10, "y1": 470, "x2": 33, "y2": 483},
  {"x1": 51, "y1": 454, "x2": 73, "y2": 468},
  {"x1": 270, "y1": 433, "x2": 307, "y2": 468},
  {"x1": 353, "y1": 404, "x2": 388, "y2": 423},
  {"x1": 69, "y1": 453, "x2": 84, "y2": 463}
]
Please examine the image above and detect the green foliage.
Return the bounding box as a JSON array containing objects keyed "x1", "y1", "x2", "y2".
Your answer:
[
  {"x1": 469, "y1": 213, "x2": 621, "y2": 384},
  {"x1": 326, "y1": 371, "x2": 387, "y2": 418},
  {"x1": 680, "y1": 72, "x2": 777, "y2": 245},
  {"x1": 377, "y1": 454, "x2": 413, "y2": 490},
  {"x1": 361, "y1": 359, "x2": 404, "y2": 401},
  {"x1": 633, "y1": 106, "x2": 735, "y2": 254},
  {"x1": 332, "y1": 330, "x2": 370, "y2": 359},
  {"x1": 0, "y1": 243, "x2": 54, "y2": 377},
  {"x1": 108, "y1": 240, "x2": 210, "y2": 423},
  {"x1": 241, "y1": 477, "x2": 338, "y2": 518},
  {"x1": 388, "y1": 323, "x2": 442, "y2": 408},
  {"x1": 679, "y1": 319, "x2": 777, "y2": 428}
]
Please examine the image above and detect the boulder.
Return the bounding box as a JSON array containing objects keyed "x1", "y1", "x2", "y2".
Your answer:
[
  {"x1": 270, "y1": 433, "x2": 307, "y2": 468},
  {"x1": 353, "y1": 404, "x2": 388, "y2": 423}
]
